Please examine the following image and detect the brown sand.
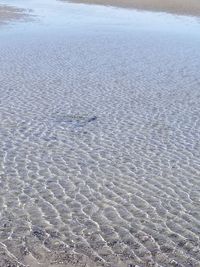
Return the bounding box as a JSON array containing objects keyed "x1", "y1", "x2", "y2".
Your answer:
[
  {"x1": 66, "y1": 0, "x2": 200, "y2": 16},
  {"x1": 0, "y1": 5, "x2": 28, "y2": 24}
]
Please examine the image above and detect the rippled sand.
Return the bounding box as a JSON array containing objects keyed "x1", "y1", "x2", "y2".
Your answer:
[{"x1": 1, "y1": 1, "x2": 200, "y2": 267}]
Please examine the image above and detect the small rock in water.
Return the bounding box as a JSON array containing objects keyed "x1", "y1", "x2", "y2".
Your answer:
[{"x1": 32, "y1": 226, "x2": 45, "y2": 241}]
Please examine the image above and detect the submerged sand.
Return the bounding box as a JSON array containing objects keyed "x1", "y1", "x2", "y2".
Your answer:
[
  {"x1": 1, "y1": 29, "x2": 200, "y2": 266},
  {"x1": 1, "y1": 1, "x2": 200, "y2": 267},
  {"x1": 66, "y1": 0, "x2": 200, "y2": 16}
]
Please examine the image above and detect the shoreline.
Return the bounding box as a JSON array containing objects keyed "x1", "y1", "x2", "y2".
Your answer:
[{"x1": 66, "y1": 0, "x2": 200, "y2": 16}]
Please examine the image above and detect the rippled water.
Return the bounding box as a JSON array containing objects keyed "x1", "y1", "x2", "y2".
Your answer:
[{"x1": 1, "y1": 1, "x2": 200, "y2": 266}]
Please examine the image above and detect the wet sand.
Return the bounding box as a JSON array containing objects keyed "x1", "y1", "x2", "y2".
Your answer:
[
  {"x1": 0, "y1": 5, "x2": 28, "y2": 24},
  {"x1": 66, "y1": 0, "x2": 200, "y2": 16},
  {"x1": 1, "y1": 1, "x2": 200, "y2": 267}
]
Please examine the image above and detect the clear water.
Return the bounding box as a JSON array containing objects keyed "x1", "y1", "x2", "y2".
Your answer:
[{"x1": 0, "y1": 1, "x2": 200, "y2": 266}]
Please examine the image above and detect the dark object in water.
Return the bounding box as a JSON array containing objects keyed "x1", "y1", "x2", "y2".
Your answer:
[
  {"x1": 52, "y1": 114, "x2": 97, "y2": 128},
  {"x1": 87, "y1": 116, "x2": 97, "y2": 123},
  {"x1": 32, "y1": 226, "x2": 46, "y2": 241}
]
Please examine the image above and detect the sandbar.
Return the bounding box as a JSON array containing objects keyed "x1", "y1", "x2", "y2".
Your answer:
[{"x1": 66, "y1": 0, "x2": 200, "y2": 16}]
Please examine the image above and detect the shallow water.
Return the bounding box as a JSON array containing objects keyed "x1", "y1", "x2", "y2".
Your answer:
[{"x1": 0, "y1": 1, "x2": 200, "y2": 266}]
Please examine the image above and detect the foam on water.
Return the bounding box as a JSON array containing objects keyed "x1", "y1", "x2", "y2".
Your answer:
[{"x1": 0, "y1": 1, "x2": 200, "y2": 266}]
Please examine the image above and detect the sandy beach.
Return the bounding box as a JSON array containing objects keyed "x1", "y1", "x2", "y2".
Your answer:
[
  {"x1": 1, "y1": 0, "x2": 200, "y2": 266},
  {"x1": 67, "y1": 0, "x2": 200, "y2": 16}
]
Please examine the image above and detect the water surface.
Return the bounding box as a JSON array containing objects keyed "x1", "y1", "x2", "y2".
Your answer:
[{"x1": 0, "y1": 1, "x2": 200, "y2": 266}]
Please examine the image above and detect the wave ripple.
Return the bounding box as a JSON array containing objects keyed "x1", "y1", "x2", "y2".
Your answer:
[{"x1": 0, "y1": 25, "x2": 200, "y2": 267}]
